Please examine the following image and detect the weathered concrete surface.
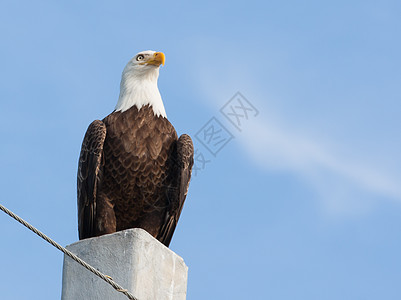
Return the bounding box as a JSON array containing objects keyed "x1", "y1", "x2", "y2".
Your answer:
[{"x1": 61, "y1": 228, "x2": 188, "y2": 300}]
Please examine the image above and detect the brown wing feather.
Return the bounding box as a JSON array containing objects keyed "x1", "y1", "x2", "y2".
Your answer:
[
  {"x1": 158, "y1": 134, "x2": 194, "y2": 246},
  {"x1": 77, "y1": 120, "x2": 107, "y2": 239}
]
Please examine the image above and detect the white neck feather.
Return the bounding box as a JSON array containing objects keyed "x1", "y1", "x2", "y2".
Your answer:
[{"x1": 115, "y1": 65, "x2": 167, "y2": 118}]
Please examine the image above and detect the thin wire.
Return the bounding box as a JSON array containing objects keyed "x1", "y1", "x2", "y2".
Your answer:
[{"x1": 0, "y1": 203, "x2": 138, "y2": 300}]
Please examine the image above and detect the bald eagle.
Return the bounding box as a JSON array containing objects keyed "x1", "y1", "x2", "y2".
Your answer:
[{"x1": 77, "y1": 51, "x2": 194, "y2": 247}]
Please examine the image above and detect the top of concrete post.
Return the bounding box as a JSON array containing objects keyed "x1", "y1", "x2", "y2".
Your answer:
[{"x1": 61, "y1": 228, "x2": 188, "y2": 300}]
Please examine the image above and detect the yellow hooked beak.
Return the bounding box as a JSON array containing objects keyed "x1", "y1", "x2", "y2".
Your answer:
[{"x1": 144, "y1": 52, "x2": 165, "y2": 66}]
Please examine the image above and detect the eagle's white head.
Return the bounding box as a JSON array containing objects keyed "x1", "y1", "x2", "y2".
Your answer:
[{"x1": 115, "y1": 50, "x2": 167, "y2": 118}]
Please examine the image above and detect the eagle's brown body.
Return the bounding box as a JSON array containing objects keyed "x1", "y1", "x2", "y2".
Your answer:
[{"x1": 77, "y1": 105, "x2": 193, "y2": 246}]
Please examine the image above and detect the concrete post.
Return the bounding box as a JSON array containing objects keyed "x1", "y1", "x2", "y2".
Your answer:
[{"x1": 61, "y1": 228, "x2": 188, "y2": 300}]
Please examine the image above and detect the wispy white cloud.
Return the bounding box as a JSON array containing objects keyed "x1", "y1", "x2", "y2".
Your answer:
[
  {"x1": 191, "y1": 74, "x2": 401, "y2": 215},
  {"x1": 186, "y1": 37, "x2": 401, "y2": 215}
]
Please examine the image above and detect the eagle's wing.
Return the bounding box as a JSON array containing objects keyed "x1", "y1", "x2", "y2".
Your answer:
[
  {"x1": 77, "y1": 120, "x2": 107, "y2": 240},
  {"x1": 159, "y1": 134, "x2": 194, "y2": 247}
]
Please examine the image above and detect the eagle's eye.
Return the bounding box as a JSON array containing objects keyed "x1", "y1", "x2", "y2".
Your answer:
[{"x1": 136, "y1": 54, "x2": 145, "y2": 61}]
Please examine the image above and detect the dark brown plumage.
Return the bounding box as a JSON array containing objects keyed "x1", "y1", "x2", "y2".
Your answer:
[{"x1": 77, "y1": 104, "x2": 194, "y2": 247}]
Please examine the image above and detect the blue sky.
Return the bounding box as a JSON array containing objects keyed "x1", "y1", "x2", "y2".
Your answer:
[{"x1": 1, "y1": 1, "x2": 401, "y2": 299}]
